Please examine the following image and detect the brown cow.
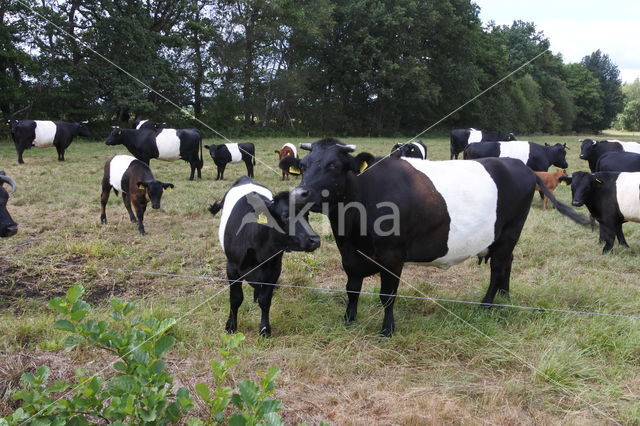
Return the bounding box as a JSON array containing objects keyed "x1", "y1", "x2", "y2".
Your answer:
[
  {"x1": 274, "y1": 143, "x2": 298, "y2": 180},
  {"x1": 534, "y1": 169, "x2": 568, "y2": 210},
  {"x1": 100, "y1": 155, "x2": 174, "y2": 235}
]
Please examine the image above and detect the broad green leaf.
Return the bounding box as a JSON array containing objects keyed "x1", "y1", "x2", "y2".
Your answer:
[
  {"x1": 66, "y1": 285, "x2": 85, "y2": 304},
  {"x1": 263, "y1": 412, "x2": 284, "y2": 426},
  {"x1": 48, "y1": 297, "x2": 68, "y2": 314},
  {"x1": 53, "y1": 319, "x2": 76, "y2": 333},
  {"x1": 237, "y1": 380, "x2": 259, "y2": 407},
  {"x1": 228, "y1": 413, "x2": 249, "y2": 426},
  {"x1": 194, "y1": 383, "x2": 210, "y2": 402},
  {"x1": 153, "y1": 335, "x2": 176, "y2": 358},
  {"x1": 64, "y1": 335, "x2": 84, "y2": 352}
]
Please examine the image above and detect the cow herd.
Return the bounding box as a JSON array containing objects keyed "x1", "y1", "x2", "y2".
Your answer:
[{"x1": 2, "y1": 122, "x2": 640, "y2": 336}]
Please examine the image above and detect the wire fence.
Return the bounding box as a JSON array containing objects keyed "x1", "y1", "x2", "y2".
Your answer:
[{"x1": 2, "y1": 254, "x2": 638, "y2": 321}]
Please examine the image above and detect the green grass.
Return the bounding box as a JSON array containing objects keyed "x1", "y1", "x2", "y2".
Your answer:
[{"x1": 1, "y1": 132, "x2": 640, "y2": 423}]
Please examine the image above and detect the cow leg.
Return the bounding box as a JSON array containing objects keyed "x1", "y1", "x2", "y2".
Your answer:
[
  {"x1": 601, "y1": 224, "x2": 616, "y2": 254},
  {"x1": 123, "y1": 193, "x2": 136, "y2": 222},
  {"x1": 189, "y1": 162, "x2": 195, "y2": 181},
  {"x1": 256, "y1": 284, "x2": 275, "y2": 337},
  {"x1": 135, "y1": 202, "x2": 147, "y2": 235},
  {"x1": 543, "y1": 195, "x2": 548, "y2": 210},
  {"x1": 225, "y1": 266, "x2": 244, "y2": 333},
  {"x1": 616, "y1": 223, "x2": 629, "y2": 248},
  {"x1": 497, "y1": 254, "x2": 513, "y2": 298},
  {"x1": 56, "y1": 145, "x2": 64, "y2": 161},
  {"x1": 197, "y1": 159, "x2": 202, "y2": 179},
  {"x1": 344, "y1": 275, "x2": 364, "y2": 324},
  {"x1": 379, "y1": 267, "x2": 402, "y2": 337},
  {"x1": 246, "y1": 159, "x2": 254, "y2": 178},
  {"x1": 216, "y1": 165, "x2": 224, "y2": 180},
  {"x1": 100, "y1": 181, "x2": 111, "y2": 224},
  {"x1": 17, "y1": 148, "x2": 24, "y2": 164}
]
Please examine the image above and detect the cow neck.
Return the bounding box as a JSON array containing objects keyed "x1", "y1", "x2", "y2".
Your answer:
[{"x1": 326, "y1": 171, "x2": 361, "y2": 225}]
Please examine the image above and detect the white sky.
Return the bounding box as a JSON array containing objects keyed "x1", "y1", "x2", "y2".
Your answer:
[{"x1": 474, "y1": 0, "x2": 640, "y2": 83}]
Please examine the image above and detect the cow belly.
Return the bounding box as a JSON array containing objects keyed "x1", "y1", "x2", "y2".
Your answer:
[
  {"x1": 219, "y1": 183, "x2": 273, "y2": 251},
  {"x1": 620, "y1": 142, "x2": 640, "y2": 154},
  {"x1": 468, "y1": 129, "x2": 482, "y2": 143},
  {"x1": 402, "y1": 158, "x2": 498, "y2": 268},
  {"x1": 616, "y1": 173, "x2": 640, "y2": 222},
  {"x1": 155, "y1": 129, "x2": 181, "y2": 161},
  {"x1": 499, "y1": 142, "x2": 530, "y2": 164},
  {"x1": 226, "y1": 143, "x2": 243, "y2": 163},
  {"x1": 33, "y1": 121, "x2": 57, "y2": 147},
  {"x1": 109, "y1": 155, "x2": 136, "y2": 193}
]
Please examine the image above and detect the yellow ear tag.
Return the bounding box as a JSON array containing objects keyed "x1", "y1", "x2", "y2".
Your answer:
[
  {"x1": 257, "y1": 212, "x2": 268, "y2": 224},
  {"x1": 359, "y1": 161, "x2": 368, "y2": 174},
  {"x1": 166, "y1": 186, "x2": 173, "y2": 192},
  {"x1": 138, "y1": 184, "x2": 145, "y2": 190},
  {"x1": 289, "y1": 166, "x2": 301, "y2": 175}
]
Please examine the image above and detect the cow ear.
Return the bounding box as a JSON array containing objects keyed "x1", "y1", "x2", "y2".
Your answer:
[
  {"x1": 162, "y1": 183, "x2": 174, "y2": 190},
  {"x1": 287, "y1": 157, "x2": 302, "y2": 175},
  {"x1": 274, "y1": 150, "x2": 280, "y2": 154},
  {"x1": 352, "y1": 152, "x2": 375, "y2": 174},
  {"x1": 204, "y1": 145, "x2": 210, "y2": 149}
]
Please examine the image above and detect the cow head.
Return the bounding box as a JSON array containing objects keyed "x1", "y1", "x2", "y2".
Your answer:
[
  {"x1": 392, "y1": 141, "x2": 425, "y2": 159},
  {"x1": 105, "y1": 128, "x2": 127, "y2": 145},
  {"x1": 5, "y1": 119, "x2": 18, "y2": 133},
  {"x1": 267, "y1": 191, "x2": 320, "y2": 252},
  {"x1": 567, "y1": 171, "x2": 598, "y2": 207},
  {"x1": 291, "y1": 138, "x2": 369, "y2": 211},
  {"x1": 76, "y1": 122, "x2": 93, "y2": 138},
  {"x1": 545, "y1": 143, "x2": 569, "y2": 168},
  {"x1": 137, "y1": 180, "x2": 174, "y2": 209},
  {"x1": 506, "y1": 133, "x2": 517, "y2": 141},
  {"x1": 579, "y1": 139, "x2": 596, "y2": 160},
  {"x1": 204, "y1": 144, "x2": 227, "y2": 161},
  {"x1": 0, "y1": 171, "x2": 18, "y2": 238}
]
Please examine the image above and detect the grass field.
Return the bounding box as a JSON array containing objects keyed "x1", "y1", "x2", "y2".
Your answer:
[{"x1": 1, "y1": 133, "x2": 640, "y2": 424}]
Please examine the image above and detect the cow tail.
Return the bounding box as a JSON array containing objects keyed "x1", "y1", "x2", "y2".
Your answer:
[
  {"x1": 252, "y1": 148, "x2": 256, "y2": 166},
  {"x1": 533, "y1": 175, "x2": 590, "y2": 226},
  {"x1": 199, "y1": 133, "x2": 204, "y2": 168},
  {"x1": 208, "y1": 199, "x2": 224, "y2": 216}
]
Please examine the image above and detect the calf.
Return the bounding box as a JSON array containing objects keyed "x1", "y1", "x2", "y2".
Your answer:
[
  {"x1": 464, "y1": 141, "x2": 568, "y2": 171},
  {"x1": 450, "y1": 128, "x2": 516, "y2": 159},
  {"x1": 209, "y1": 177, "x2": 320, "y2": 336},
  {"x1": 6, "y1": 119, "x2": 92, "y2": 163},
  {"x1": 278, "y1": 156, "x2": 301, "y2": 180},
  {"x1": 390, "y1": 140, "x2": 427, "y2": 159},
  {"x1": 204, "y1": 143, "x2": 256, "y2": 180},
  {"x1": 565, "y1": 171, "x2": 640, "y2": 253},
  {"x1": 580, "y1": 139, "x2": 640, "y2": 172},
  {"x1": 106, "y1": 127, "x2": 203, "y2": 180},
  {"x1": 595, "y1": 151, "x2": 640, "y2": 173},
  {"x1": 100, "y1": 155, "x2": 174, "y2": 235},
  {"x1": 291, "y1": 138, "x2": 588, "y2": 336},
  {"x1": 534, "y1": 169, "x2": 568, "y2": 209},
  {"x1": 0, "y1": 171, "x2": 18, "y2": 238},
  {"x1": 275, "y1": 143, "x2": 298, "y2": 180}
]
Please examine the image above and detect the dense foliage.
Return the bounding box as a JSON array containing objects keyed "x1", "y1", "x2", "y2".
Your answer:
[{"x1": 0, "y1": 0, "x2": 623, "y2": 136}]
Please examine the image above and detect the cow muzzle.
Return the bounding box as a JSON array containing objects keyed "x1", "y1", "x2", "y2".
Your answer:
[
  {"x1": 1, "y1": 224, "x2": 17, "y2": 238},
  {"x1": 571, "y1": 200, "x2": 584, "y2": 207}
]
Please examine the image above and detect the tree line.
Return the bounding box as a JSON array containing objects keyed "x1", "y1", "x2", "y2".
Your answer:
[{"x1": 0, "y1": 0, "x2": 625, "y2": 137}]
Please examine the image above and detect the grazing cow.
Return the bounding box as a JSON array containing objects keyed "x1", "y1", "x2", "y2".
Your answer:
[
  {"x1": 291, "y1": 138, "x2": 588, "y2": 336},
  {"x1": 534, "y1": 169, "x2": 568, "y2": 210},
  {"x1": 390, "y1": 140, "x2": 427, "y2": 159},
  {"x1": 204, "y1": 143, "x2": 256, "y2": 180},
  {"x1": 595, "y1": 151, "x2": 640, "y2": 173},
  {"x1": 209, "y1": 177, "x2": 320, "y2": 336},
  {"x1": 105, "y1": 127, "x2": 203, "y2": 180},
  {"x1": 579, "y1": 139, "x2": 640, "y2": 172},
  {"x1": 0, "y1": 171, "x2": 18, "y2": 238},
  {"x1": 565, "y1": 171, "x2": 640, "y2": 253},
  {"x1": 275, "y1": 143, "x2": 298, "y2": 180},
  {"x1": 100, "y1": 155, "x2": 174, "y2": 235},
  {"x1": 450, "y1": 128, "x2": 516, "y2": 159},
  {"x1": 464, "y1": 141, "x2": 569, "y2": 171},
  {"x1": 6, "y1": 119, "x2": 92, "y2": 163}
]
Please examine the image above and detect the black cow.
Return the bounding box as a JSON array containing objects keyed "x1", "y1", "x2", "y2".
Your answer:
[
  {"x1": 291, "y1": 138, "x2": 588, "y2": 336},
  {"x1": 0, "y1": 171, "x2": 18, "y2": 238},
  {"x1": 100, "y1": 154, "x2": 174, "y2": 235},
  {"x1": 204, "y1": 143, "x2": 256, "y2": 180},
  {"x1": 390, "y1": 140, "x2": 427, "y2": 159},
  {"x1": 6, "y1": 119, "x2": 92, "y2": 163},
  {"x1": 450, "y1": 128, "x2": 516, "y2": 159},
  {"x1": 132, "y1": 119, "x2": 166, "y2": 132},
  {"x1": 105, "y1": 127, "x2": 203, "y2": 180},
  {"x1": 209, "y1": 177, "x2": 320, "y2": 336},
  {"x1": 564, "y1": 171, "x2": 640, "y2": 253},
  {"x1": 464, "y1": 141, "x2": 568, "y2": 171},
  {"x1": 580, "y1": 139, "x2": 640, "y2": 172},
  {"x1": 596, "y1": 152, "x2": 640, "y2": 173}
]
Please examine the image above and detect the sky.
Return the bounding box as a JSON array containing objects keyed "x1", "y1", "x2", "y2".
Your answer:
[{"x1": 474, "y1": 0, "x2": 640, "y2": 83}]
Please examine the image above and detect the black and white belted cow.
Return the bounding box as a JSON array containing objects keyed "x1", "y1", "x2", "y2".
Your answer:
[
  {"x1": 450, "y1": 128, "x2": 516, "y2": 159},
  {"x1": 6, "y1": 119, "x2": 92, "y2": 163},
  {"x1": 105, "y1": 127, "x2": 203, "y2": 180},
  {"x1": 0, "y1": 171, "x2": 18, "y2": 238},
  {"x1": 100, "y1": 154, "x2": 174, "y2": 235},
  {"x1": 579, "y1": 139, "x2": 640, "y2": 172},
  {"x1": 595, "y1": 152, "x2": 640, "y2": 173},
  {"x1": 291, "y1": 138, "x2": 589, "y2": 336},
  {"x1": 390, "y1": 140, "x2": 427, "y2": 159},
  {"x1": 204, "y1": 143, "x2": 256, "y2": 180},
  {"x1": 464, "y1": 141, "x2": 569, "y2": 171},
  {"x1": 563, "y1": 171, "x2": 640, "y2": 253},
  {"x1": 209, "y1": 176, "x2": 320, "y2": 336}
]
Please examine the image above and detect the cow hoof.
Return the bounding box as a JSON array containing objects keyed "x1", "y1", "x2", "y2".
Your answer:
[
  {"x1": 259, "y1": 326, "x2": 271, "y2": 337},
  {"x1": 380, "y1": 327, "x2": 394, "y2": 338},
  {"x1": 344, "y1": 312, "x2": 356, "y2": 324},
  {"x1": 100, "y1": 218, "x2": 107, "y2": 225},
  {"x1": 225, "y1": 321, "x2": 237, "y2": 334}
]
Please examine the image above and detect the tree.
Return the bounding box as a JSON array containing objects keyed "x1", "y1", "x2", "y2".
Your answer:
[
  {"x1": 564, "y1": 63, "x2": 604, "y2": 132},
  {"x1": 581, "y1": 50, "x2": 624, "y2": 131}
]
